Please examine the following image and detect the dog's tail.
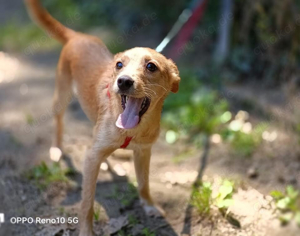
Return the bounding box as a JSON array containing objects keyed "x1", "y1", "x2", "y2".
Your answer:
[{"x1": 24, "y1": 0, "x2": 76, "y2": 44}]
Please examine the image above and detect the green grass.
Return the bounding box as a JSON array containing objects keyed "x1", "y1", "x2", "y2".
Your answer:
[
  {"x1": 58, "y1": 207, "x2": 65, "y2": 215},
  {"x1": 191, "y1": 182, "x2": 213, "y2": 215},
  {"x1": 128, "y1": 214, "x2": 139, "y2": 227},
  {"x1": 93, "y1": 205, "x2": 101, "y2": 221},
  {"x1": 26, "y1": 161, "x2": 69, "y2": 189},
  {"x1": 142, "y1": 228, "x2": 155, "y2": 236},
  {"x1": 116, "y1": 230, "x2": 128, "y2": 236},
  {"x1": 121, "y1": 183, "x2": 139, "y2": 207},
  {"x1": 271, "y1": 185, "x2": 300, "y2": 226},
  {"x1": 115, "y1": 215, "x2": 139, "y2": 236}
]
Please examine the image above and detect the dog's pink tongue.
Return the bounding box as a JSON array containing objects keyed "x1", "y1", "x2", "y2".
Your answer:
[{"x1": 116, "y1": 97, "x2": 143, "y2": 129}]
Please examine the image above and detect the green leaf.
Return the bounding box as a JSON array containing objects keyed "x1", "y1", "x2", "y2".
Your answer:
[
  {"x1": 218, "y1": 185, "x2": 233, "y2": 200},
  {"x1": 217, "y1": 199, "x2": 234, "y2": 209},
  {"x1": 295, "y1": 211, "x2": 300, "y2": 227},
  {"x1": 276, "y1": 197, "x2": 290, "y2": 210},
  {"x1": 270, "y1": 190, "x2": 284, "y2": 200},
  {"x1": 286, "y1": 185, "x2": 299, "y2": 199}
]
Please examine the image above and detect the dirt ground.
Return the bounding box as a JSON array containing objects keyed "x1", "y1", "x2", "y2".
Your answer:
[{"x1": 0, "y1": 47, "x2": 300, "y2": 236}]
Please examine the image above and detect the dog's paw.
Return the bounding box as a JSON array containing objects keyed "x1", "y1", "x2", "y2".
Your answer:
[
  {"x1": 143, "y1": 204, "x2": 166, "y2": 218},
  {"x1": 49, "y1": 147, "x2": 62, "y2": 162}
]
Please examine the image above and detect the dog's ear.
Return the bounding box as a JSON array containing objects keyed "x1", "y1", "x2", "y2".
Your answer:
[{"x1": 168, "y1": 59, "x2": 180, "y2": 93}]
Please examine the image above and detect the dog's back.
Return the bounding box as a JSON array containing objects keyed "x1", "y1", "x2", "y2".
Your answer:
[{"x1": 25, "y1": 0, "x2": 114, "y2": 122}]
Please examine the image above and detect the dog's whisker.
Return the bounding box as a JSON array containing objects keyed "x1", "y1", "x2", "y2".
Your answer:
[
  {"x1": 144, "y1": 93, "x2": 154, "y2": 100},
  {"x1": 144, "y1": 91, "x2": 154, "y2": 100},
  {"x1": 143, "y1": 88, "x2": 152, "y2": 94},
  {"x1": 148, "y1": 83, "x2": 168, "y2": 92},
  {"x1": 144, "y1": 87, "x2": 157, "y2": 96},
  {"x1": 143, "y1": 91, "x2": 153, "y2": 98}
]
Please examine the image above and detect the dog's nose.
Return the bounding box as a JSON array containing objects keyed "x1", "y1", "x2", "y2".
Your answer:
[{"x1": 117, "y1": 75, "x2": 134, "y2": 91}]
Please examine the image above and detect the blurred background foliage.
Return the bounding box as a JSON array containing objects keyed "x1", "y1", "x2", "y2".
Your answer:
[{"x1": 2, "y1": 0, "x2": 300, "y2": 85}]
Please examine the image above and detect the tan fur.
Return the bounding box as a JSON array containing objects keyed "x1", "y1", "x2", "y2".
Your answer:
[{"x1": 25, "y1": 1, "x2": 180, "y2": 235}]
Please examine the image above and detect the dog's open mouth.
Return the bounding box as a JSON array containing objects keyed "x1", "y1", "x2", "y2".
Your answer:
[{"x1": 116, "y1": 95, "x2": 151, "y2": 129}]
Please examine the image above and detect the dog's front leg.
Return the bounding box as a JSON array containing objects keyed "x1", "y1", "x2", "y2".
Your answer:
[
  {"x1": 80, "y1": 144, "x2": 114, "y2": 236},
  {"x1": 133, "y1": 147, "x2": 165, "y2": 217}
]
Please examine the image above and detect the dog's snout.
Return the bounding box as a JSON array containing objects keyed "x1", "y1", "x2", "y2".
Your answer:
[{"x1": 117, "y1": 75, "x2": 134, "y2": 91}]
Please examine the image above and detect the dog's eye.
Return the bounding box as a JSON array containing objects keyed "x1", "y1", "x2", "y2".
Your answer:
[
  {"x1": 116, "y1": 62, "x2": 123, "y2": 69},
  {"x1": 146, "y1": 63, "x2": 157, "y2": 72}
]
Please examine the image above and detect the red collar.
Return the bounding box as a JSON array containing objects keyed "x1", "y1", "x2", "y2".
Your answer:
[
  {"x1": 120, "y1": 136, "x2": 133, "y2": 149},
  {"x1": 106, "y1": 84, "x2": 111, "y2": 98},
  {"x1": 106, "y1": 83, "x2": 133, "y2": 149}
]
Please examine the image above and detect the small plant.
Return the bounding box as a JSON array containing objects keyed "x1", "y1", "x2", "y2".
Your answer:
[
  {"x1": 26, "y1": 161, "x2": 69, "y2": 189},
  {"x1": 191, "y1": 182, "x2": 213, "y2": 215},
  {"x1": 25, "y1": 113, "x2": 34, "y2": 125},
  {"x1": 163, "y1": 88, "x2": 228, "y2": 137},
  {"x1": 191, "y1": 180, "x2": 235, "y2": 214},
  {"x1": 128, "y1": 214, "x2": 139, "y2": 227},
  {"x1": 142, "y1": 228, "x2": 155, "y2": 236},
  {"x1": 121, "y1": 183, "x2": 139, "y2": 207},
  {"x1": 58, "y1": 207, "x2": 65, "y2": 215},
  {"x1": 93, "y1": 205, "x2": 101, "y2": 221},
  {"x1": 117, "y1": 229, "x2": 132, "y2": 236},
  {"x1": 191, "y1": 180, "x2": 239, "y2": 227},
  {"x1": 271, "y1": 185, "x2": 300, "y2": 226}
]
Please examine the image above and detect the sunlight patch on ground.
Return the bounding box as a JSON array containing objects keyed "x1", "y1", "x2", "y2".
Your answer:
[{"x1": 0, "y1": 52, "x2": 19, "y2": 83}]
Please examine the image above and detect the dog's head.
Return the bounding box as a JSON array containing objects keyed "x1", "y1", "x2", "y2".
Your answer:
[{"x1": 112, "y1": 47, "x2": 180, "y2": 130}]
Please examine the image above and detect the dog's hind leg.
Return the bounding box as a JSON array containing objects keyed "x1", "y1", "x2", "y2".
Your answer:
[{"x1": 50, "y1": 62, "x2": 72, "y2": 161}]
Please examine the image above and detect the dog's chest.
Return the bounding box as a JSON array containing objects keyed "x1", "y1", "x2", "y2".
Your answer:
[{"x1": 96, "y1": 119, "x2": 159, "y2": 150}]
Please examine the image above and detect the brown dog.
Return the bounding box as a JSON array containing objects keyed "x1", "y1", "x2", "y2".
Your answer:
[{"x1": 25, "y1": 0, "x2": 180, "y2": 235}]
